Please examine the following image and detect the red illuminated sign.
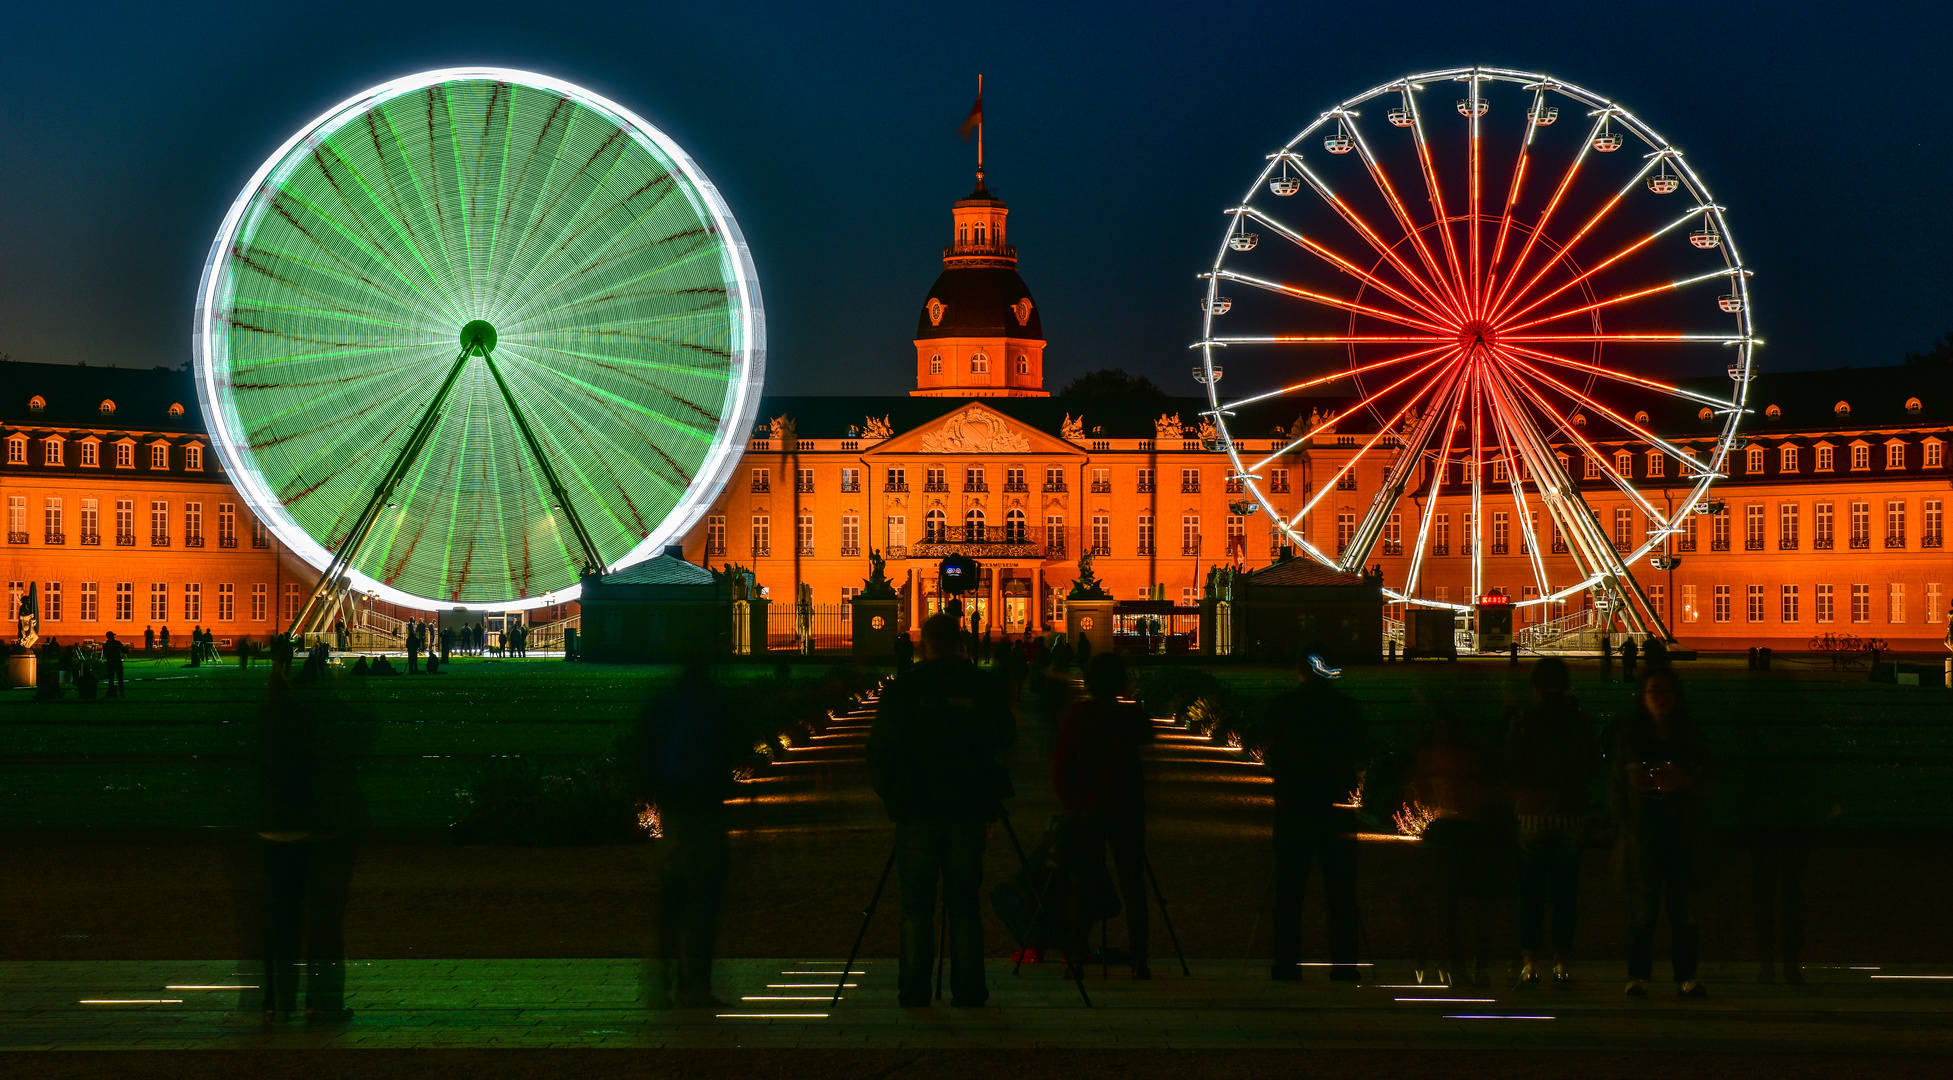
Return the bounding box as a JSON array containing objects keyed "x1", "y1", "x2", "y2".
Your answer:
[{"x1": 1477, "y1": 594, "x2": 1511, "y2": 606}]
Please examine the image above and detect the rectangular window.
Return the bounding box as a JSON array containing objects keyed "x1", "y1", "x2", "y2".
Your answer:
[
  {"x1": 44, "y1": 439, "x2": 63, "y2": 465},
  {"x1": 251, "y1": 583, "x2": 267, "y2": 622},
  {"x1": 1887, "y1": 499, "x2": 1906, "y2": 545},
  {"x1": 1045, "y1": 467, "x2": 1065, "y2": 491},
  {"x1": 706, "y1": 515, "x2": 726, "y2": 555},
  {"x1": 42, "y1": 582, "x2": 62, "y2": 622},
  {"x1": 150, "y1": 444, "x2": 168, "y2": 469},
  {"x1": 886, "y1": 467, "x2": 907, "y2": 491},
  {"x1": 1182, "y1": 468, "x2": 1201, "y2": 493},
  {"x1": 1091, "y1": 467, "x2": 1109, "y2": 492},
  {"x1": 185, "y1": 445, "x2": 202, "y2": 470},
  {"x1": 184, "y1": 502, "x2": 203, "y2": 542},
  {"x1": 1928, "y1": 441, "x2": 1944, "y2": 468},
  {"x1": 887, "y1": 515, "x2": 907, "y2": 549},
  {"x1": 1814, "y1": 502, "x2": 1834, "y2": 546},
  {"x1": 751, "y1": 515, "x2": 770, "y2": 555},
  {"x1": 1269, "y1": 468, "x2": 1289, "y2": 493},
  {"x1": 1713, "y1": 585, "x2": 1730, "y2": 623},
  {"x1": 1779, "y1": 503, "x2": 1799, "y2": 548},
  {"x1": 1712, "y1": 508, "x2": 1730, "y2": 550},
  {"x1": 1492, "y1": 511, "x2": 1508, "y2": 552},
  {"x1": 80, "y1": 441, "x2": 97, "y2": 467},
  {"x1": 1336, "y1": 513, "x2": 1355, "y2": 554},
  {"x1": 150, "y1": 582, "x2": 169, "y2": 621},
  {"x1": 6, "y1": 495, "x2": 22, "y2": 536},
  {"x1": 1779, "y1": 445, "x2": 1798, "y2": 473},
  {"x1": 1851, "y1": 444, "x2": 1871, "y2": 470},
  {"x1": 1091, "y1": 513, "x2": 1110, "y2": 554},
  {"x1": 841, "y1": 514, "x2": 860, "y2": 554},
  {"x1": 5, "y1": 438, "x2": 21, "y2": 464},
  {"x1": 1136, "y1": 467, "x2": 1155, "y2": 493},
  {"x1": 1747, "y1": 584, "x2": 1765, "y2": 622},
  {"x1": 217, "y1": 583, "x2": 235, "y2": 622},
  {"x1": 81, "y1": 499, "x2": 98, "y2": 539},
  {"x1": 1005, "y1": 466, "x2": 1025, "y2": 490},
  {"x1": 797, "y1": 468, "x2": 814, "y2": 493},
  {"x1": 1335, "y1": 467, "x2": 1358, "y2": 490},
  {"x1": 1816, "y1": 445, "x2": 1834, "y2": 471},
  {"x1": 116, "y1": 499, "x2": 134, "y2": 540},
  {"x1": 282, "y1": 583, "x2": 300, "y2": 624},
  {"x1": 1889, "y1": 582, "x2": 1905, "y2": 623},
  {"x1": 1781, "y1": 584, "x2": 1799, "y2": 623},
  {"x1": 1745, "y1": 504, "x2": 1764, "y2": 549},
  {"x1": 1682, "y1": 583, "x2": 1698, "y2": 623},
  {"x1": 44, "y1": 497, "x2": 62, "y2": 539},
  {"x1": 1616, "y1": 507, "x2": 1635, "y2": 549},
  {"x1": 80, "y1": 582, "x2": 98, "y2": 622},
  {"x1": 925, "y1": 467, "x2": 946, "y2": 491},
  {"x1": 115, "y1": 442, "x2": 133, "y2": 468},
  {"x1": 1182, "y1": 515, "x2": 1201, "y2": 554},
  {"x1": 1850, "y1": 502, "x2": 1870, "y2": 547},
  {"x1": 1928, "y1": 582, "x2": 1943, "y2": 624},
  {"x1": 1386, "y1": 513, "x2": 1403, "y2": 552},
  {"x1": 115, "y1": 582, "x2": 133, "y2": 621},
  {"x1": 1887, "y1": 442, "x2": 1906, "y2": 469},
  {"x1": 219, "y1": 503, "x2": 235, "y2": 544},
  {"x1": 840, "y1": 586, "x2": 860, "y2": 605},
  {"x1": 1137, "y1": 513, "x2": 1155, "y2": 555},
  {"x1": 964, "y1": 466, "x2": 985, "y2": 490},
  {"x1": 1850, "y1": 583, "x2": 1870, "y2": 623},
  {"x1": 1816, "y1": 584, "x2": 1834, "y2": 624},
  {"x1": 750, "y1": 468, "x2": 770, "y2": 492},
  {"x1": 1046, "y1": 514, "x2": 1064, "y2": 552},
  {"x1": 797, "y1": 513, "x2": 814, "y2": 554},
  {"x1": 253, "y1": 517, "x2": 270, "y2": 548},
  {"x1": 840, "y1": 467, "x2": 860, "y2": 492},
  {"x1": 1226, "y1": 514, "x2": 1246, "y2": 557},
  {"x1": 6, "y1": 581, "x2": 20, "y2": 622},
  {"x1": 183, "y1": 582, "x2": 202, "y2": 622},
  {"x1": 1433, "y1": 513, "x2": 1450, "y2": 553},
  {"x1": 150, "y1": 501, "x2": 169, "y2": 543}
]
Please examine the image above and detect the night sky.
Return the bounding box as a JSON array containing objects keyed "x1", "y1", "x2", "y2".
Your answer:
[{"x1": 1, "y1": 0, "x2": 1946, "y2": 397}]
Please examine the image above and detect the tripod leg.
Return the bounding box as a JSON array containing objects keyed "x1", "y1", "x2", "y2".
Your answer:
[
  {"x1": 1143, "y1": 851, "x2": 1191, "y2": 976},
  {"x1": 935, "y1": 894, "x2": 947, "y2": 1001},
  {"x1": 834, "y1": 846, "x2": 897, "y2": 1007},
  {"x1": 998, "y1": 813, "x2": 1031, "y2": 869}
]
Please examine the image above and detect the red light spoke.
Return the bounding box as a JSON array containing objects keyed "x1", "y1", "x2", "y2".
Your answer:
[
  {"x1": 1250, "y1": 210, "x2": 1457, "y2": 326},
  {"x1": 1218, "y1": 271, "x2": 1452, "y2": 334},
  {"x1": 1344, "y1": 122, "x2": 1467, "y2": 319},
  {"x1": 1501, "y1": 279, "x2": 1678, "y2": 334},
  {"x1": 1485, "y1": 110, "x2": 1608, "y2": 318},
  {"x1": 1469, "y1": 83, "x2": 1483, "y2": 320},
  {"x1": 1497, "y1": 344, "x2": 1735, "y2": 410},
  {"x1": 1255, "y1": 349, "x2": 1462, "y2": 472},
  {"x1": 1490, "y1": 156, "x2": 1660, "y2": 324},
  {"x1": 1485, "y1": 89, "x2": 1546, "y2": 299},
  {"x1": 1224, "y1": 343, "x2": 1456, "y2": 412},
  {"x1": 1413, "y1": 132, "x2": 1470, "y2": 312},
  {"x1": 1498, "y1": 351, "x2": 1697, "y2": 461},
  {"x1": 1298, "y1": 166, "x2": 1467, "y2": 324}
]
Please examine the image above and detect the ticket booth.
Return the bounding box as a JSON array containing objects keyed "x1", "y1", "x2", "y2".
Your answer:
[{"x1": 1475, "y1": 593, "x2": 1513, "y2": 652}]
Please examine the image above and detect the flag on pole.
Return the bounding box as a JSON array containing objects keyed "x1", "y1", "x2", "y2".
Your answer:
[{"x1": 958, "y1": 93, "x2": 982, "y2": 141}]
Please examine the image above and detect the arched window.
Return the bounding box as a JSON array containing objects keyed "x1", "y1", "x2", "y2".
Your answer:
[
  {"x1": 1015, "y1": 354, "x2": 1028, "y2": 375},
  {"x1": 99, "y1": 399, "x2": 116, "y2": 415},
  {"x1": 1747, "y1": 446, "x2": 1766, "y2": 474},
  {"x1": 1005, "y1": 508, "x2": 1027, "y2": 543},
  {"x1": 28, "y1": 395, "x2": 45, "y2": 412},
  {"x1": 1765, "y1": 404, "x2": 1782, "y2": 417},
  {"x1": 973, "y1": 221, "x2": 987, "y2": 246},
  {"x1": 957, "y1": 223, "x2": 968, "y2": 245},
  {"x1": 168, "y1": 403, "x2": 185, "y2": 417},
  {"x1": 971, "y1": 353, "x2": 989, "y2": 374},
  {"x1": 1905, "y1": 397, "x2": 1923, "y2": 413},
  {"x1": 964, "y1": 507, "x2": 986, "y2": 541},
  {"x1": 925, "y1": 508, "x2": 946, "y2": 542},
  {"x1": 929, "y1": 354, "x2": 942, "y2": 374},
  {"x1": 1834, "y1": 400, "x2": 1851, "y2": 416}
]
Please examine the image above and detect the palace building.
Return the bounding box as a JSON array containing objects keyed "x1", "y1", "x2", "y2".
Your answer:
[{"x1": 6, "y1": 168, "x2": 1949, "y2": 653}]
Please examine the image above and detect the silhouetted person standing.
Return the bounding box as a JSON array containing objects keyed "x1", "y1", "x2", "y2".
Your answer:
[
  {"x1": 102, "y1": 631, "x2": 127, "y2": 698},
  {"x1": 893, "y1": 631, "x2": 913, "y2": 673},
  {"x1": 1621, "y1": 636, "x2": 1640, "y2": 683},
  {"x1": 1053, "y1": 653, "x2": 1155, "y2": 979},
  {"x1": 1507, "y1": 657, "x2": 1599, "y2": 982},
  {"x1": 406, "y1": 622, "x2": 421, "y2": 674},
  {"x1": 868, "y1": 613, "x2": 1015, "y2": 1006},
  {"x1": 1250, "y1": 649, "x2": 1366, "y2": 982},
  {"x1": 638, "y1": 665, "x2": 740, "y2": 1008},
  {"x1": 1404, "y1": 710, "x2": 1502, "y2": 986},
  {"x1": 1613, "y1": 669, "x2": 1708, "y2": 997}
]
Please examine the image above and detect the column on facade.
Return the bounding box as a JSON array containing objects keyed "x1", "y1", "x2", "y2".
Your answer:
[{"x1": 1033, "y1": 565, "x2": 1043, "y2": 634}]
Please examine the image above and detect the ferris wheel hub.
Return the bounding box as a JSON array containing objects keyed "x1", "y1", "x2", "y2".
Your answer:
[
  {"x1": 1457, "y1": 320, "x2": 1499, "y2": 351},
  {"x1": 459, "y1": 319, "x2": 499, "y2": 356}
]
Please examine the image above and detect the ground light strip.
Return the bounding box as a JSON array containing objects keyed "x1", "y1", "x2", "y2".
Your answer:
[
  {"x1": 1396, "y1": 998, "x2": 1495, "y2": 1003},
  {"x1": 718, "y1": 1013, "x2": 829, "y2": 1019},
  {"x1": 80, "y1": 1000, "x2": 182, "y2": 1005},
  {"x1": 1446, "y1": 1015, "x2": 1555, "y2": 1020},
  {"x1": 1871, "y1": 975, "x2": 1953, "y2": 979},
  {"x1": 166, "y1": 985, "x2": 259, "y2": 990}
]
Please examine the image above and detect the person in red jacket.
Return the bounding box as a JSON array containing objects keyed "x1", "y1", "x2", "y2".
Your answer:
[{"x1": 1054, "y1": 653, "x2": 1155, "y2": 978}]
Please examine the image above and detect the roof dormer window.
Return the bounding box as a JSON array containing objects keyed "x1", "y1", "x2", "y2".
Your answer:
[
  {"x1": 1765, "y1": 404, "x2": 1782, "y2": 418},
  {"x1": 99, "y1": 399, "x2": 116, "y2": 415},
  {"x1": 168, "y1": 402, "x2": 185, "y2": 417},
  {"x1": 114, "y1": 440, "x2": 134, "y2": 468},
  {"x1": 185, "y1": 444, "x2": 204, "y2": 471},
  {"x1": 1834, "y1": 400, "x2": 1851, "y2": 416},
  {"x1": 27, "y1": 395, "x2": 45, "y2": 412},
  {"x1": 6, "y1": 435, "x2": 24, "y2": 464},
  {"x1": 79, "y1": 438, "x2": 98, "y2": 468},
  {"x1": 1905, "y1": 397, "x2": 1922, "y2": 413},
  {"x1": 150, "y1": 443, "x2": 170, "y2": 470},
  {"x1": 43, "y1": 437, "x2": 63, "y2": 466}
]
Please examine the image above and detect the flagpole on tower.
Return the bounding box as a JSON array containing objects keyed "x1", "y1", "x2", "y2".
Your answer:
[{"x1": 976, "y1": 73, "x2": 984, "y2": 182}]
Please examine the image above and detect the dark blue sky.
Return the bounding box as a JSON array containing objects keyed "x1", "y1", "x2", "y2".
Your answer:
[{"x1": 1, "y1": 0, "x2": 1946, "y2": 396}]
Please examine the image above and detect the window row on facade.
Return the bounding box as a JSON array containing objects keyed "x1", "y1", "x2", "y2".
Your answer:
[
  {"x1": 7, "y1": 580, "x2": 303, "y2": 627},
  {"x1": 747, "y1": 464, "x2": 1290, "y2": 496},
  {"x1": 1676, "y1": 581, "x2": 1944, "y2": 626},
  {"x1": 5, "y1": 432, "x2": 207, "y2": 472},
  {"x1": 6, "y1": 495, "x2": 271, "y2": 548}
]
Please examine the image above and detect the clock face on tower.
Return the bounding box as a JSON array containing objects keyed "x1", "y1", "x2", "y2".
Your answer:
[{"x1": 927, "y1": 298, "x2": 947, "y2": 327}]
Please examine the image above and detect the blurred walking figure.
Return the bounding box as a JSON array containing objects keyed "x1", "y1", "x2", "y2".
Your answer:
[
  {"x1": 1612, "y1": 669, "x2": 1709, "y2": 998},
  {"x1": 637, "y1": 665, "x2": 740, "y2": 1009},
  {"x1": 102, "y1": 631, "x2": 127, "y2": 698},
  {"x1": 1250, "y1": 647, "x2": 1366, "y2": 982},
  {"x1": 1740, "y1": 716, "x2": 1840, "y2": 984},
  {"x1": 1053, "y1": 653, "x2": 1155, "y2": 979},
  {"x1": 1507, "y1": 657, "x2": 1599, "y2": 983},
  {"x1": 1403, "y1": 708, "x2": 1505, "y2": 986},
  {"x1": 252, "y1": 636, "x2": 365, "y2": 1023},
  {"x1": 1621, "y1": 637, "x2": 1640, "y2": 683},
  {"x1": 868, "y1": 613, "x2": 1015, "y2": 1006}
]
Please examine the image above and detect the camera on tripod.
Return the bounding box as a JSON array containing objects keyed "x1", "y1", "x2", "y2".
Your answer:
[{"x1": 937, "y1": 553, "x2": 981, "y2": 620}]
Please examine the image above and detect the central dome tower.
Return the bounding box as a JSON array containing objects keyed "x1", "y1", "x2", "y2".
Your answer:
[{"x1": 910, "y1": 169, "x2": 1048, "y2": 397}]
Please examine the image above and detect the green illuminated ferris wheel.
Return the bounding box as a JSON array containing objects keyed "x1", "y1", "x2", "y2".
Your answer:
[{"x1": 192, "y1": 68, "x2": 764, "y2": 626}]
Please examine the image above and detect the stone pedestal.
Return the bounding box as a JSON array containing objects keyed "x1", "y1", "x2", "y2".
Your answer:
[
  {"x1": 852, "y1": 598, "x2": 900, "y2": 659},
  {"x1": 1066, "y1": 599, "x2": 1116, "y2": 658},
  {"x1": 6, "y1": 652, "x2": 36, "y2": 689}
]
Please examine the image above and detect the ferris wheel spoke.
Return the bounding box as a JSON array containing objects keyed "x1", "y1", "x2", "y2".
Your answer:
[
  {"x1": 1400, "y1": 366, "x2": 1473, "y2": 600},
  {"x1": 265, "y1": 190, "x2": 455, "y2": 318},
  {"x1": 1496, "y1": 344, "x2": 1737, "y2": 412},
  {"x1": 1402, "y1": 93, "x2": 1472, "y2": 311},
  {"x1": 1485, "y1": 87, "x2": 1548, "y2": 297},
  {"x1": 1199, "y1": 335, "x2": 1449, "y2": 350},
  {"x1": 1340, "y1": 120, "x2": 1467, "y2": 317},
  {"x1": 1490, "y1": 154, "x2": 1662, "y2": 324},
  {"x1": 1239, "y1": 208, "x2": 1456, "y2": 326},
  {"x1": 1499, "y1": 332, "x2": 1752, "y2": 345},
  {"x1": 308, "y1": 145, "x2": 462, "y2": 313},
  {"x1": 1483, "y1": 388, "x2": 1556, "y2": 605},
  {"x1": 1501, "y1": 267, "x2": 1748, "y2": 334},
  {"x1": 1248, "y1": 349, "x2": 1462, "y2": 472},
  {"x1": 1483, "y1": 109, "x2": 1610, "y2": 318},
  {"x1": 1336, "y1": 356, "x2": 1471, "y2": 574},
  {"x1": 1215, "y1": 343, "x2": 1454, "y2": 413},
  {"x1": 1285, "y1": 155, "x2": 1467, "y2": 321},
  {"x1": 367, "y1": 106, "x2": 471, "y2": 304},
  {"x1": 1494, "y1": 206, "x2": 1706, "y2": 326},
  {"x1": 1495, "y1": 365, "x2": 1666, "y2": 523},
  {"x1": 1497, "y1": 351, "x2": 1710, "y2": 468},
  {"x1": 1209, "y1": 269, "x2": 1452, "y2": 334},
  {"x1": 1469, "y1": 79, "x2": 1484, "y2": 318}
]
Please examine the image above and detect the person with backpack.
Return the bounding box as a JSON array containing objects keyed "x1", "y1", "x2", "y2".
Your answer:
[
  {"x1": 1053, "y1": 653, "x2": 1155, "y2": 979},
  {"x1": 867, "y1": 613, "x2": 1016, "y2": 1006}
]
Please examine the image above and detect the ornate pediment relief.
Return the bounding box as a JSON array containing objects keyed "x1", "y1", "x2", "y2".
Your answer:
[{"x1": 918, "y1": 406, "x2": 1032, "y2": 454}]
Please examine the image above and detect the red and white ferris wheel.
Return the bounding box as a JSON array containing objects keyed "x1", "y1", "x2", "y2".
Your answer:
[{"x1": 1197, "y1": 66, "x2": 1757, "y2": 639}]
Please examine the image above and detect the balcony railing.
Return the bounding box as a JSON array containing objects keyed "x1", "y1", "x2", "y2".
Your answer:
[
  {"x1": 151, "y1": 534, "x2": 170, "y2": 547},
  {"x1": 924, "y1": 481, "x2": 949, "y2": 492},
  {"x1": 185, "y1": 535, "x2": 204, "y2": 548},
  {"x1": 6, "y1": 531, "x2": 26, "y2": 545},
  {"x1": 1813, "y1": 536, "x2": 1834, "y2": 550},
  {"x1": 904, "y1": 525, "x2": 1044, "y2": 560},
  {"x1": 884, "y1": 480, "x2": 909, "y2": 492},
  {"x1": 1709, "y1": 538, "x2": 1729, "y2": 551},
  {"x1": 1182, "y1": 540, "x2": 1201, "y2": 556},
  {"x1": 1676, "y1": 537, "x2": 1696, "y2": 552},
  {"x1": 1136, "y1": 481, "x2": 1155, "y2": 493},
  {"x1": 797, "y1": 544, "x2": 816, "y2": 556},
  {"x1": 1381, "y1": 540, "x2": 1402, "y2": 556},
  {"x1": 1003, "y1": 481, "x2": 1028, "y2": 493},
  {"x1": 80, "y1": 532, "x2": 100, "y2": 546},
  {"x1": 751, "y1": 480, "x2": 770, "y2": 493},
  {"x1": 1745, "y1": 538, "x2": 1765, "y2": 551},
  {"x1": 253, "y1": 536, "x2": 271, "y2": 549},
  {"x1": 1491, "y1": 542, "x2": 1509, "y2": 555},
  {"x1": 1090, "y1": 481, "x2": 1112, "y2": 493},
  {"x1": 219, "y1": 535, "x2": 238, "y2": 548},
  {"x1": 1045, "y1": 540, "x2": 1067, "y2": 558},
  {"x1": 1181, "y1": 480, "x2": 1201, "y2": 494},
  {"x1": 1552, "y1": 539, "x2": 1569, "y2": 554},
  {"x1": 1136, "y1": 543, "x2": 1156, "y2": 556},
  {"x1": 1922, "y1": 534, "x2": 1944, "y2": 549},
  {"x1": 796, "y1": 480, "x2": 815, "y2": 494},
  {"x1": 1850, "y1": 536, "x2": 1871, "y2": 549},
  {"x1": 1780, "y1": 538, "x2": 1799, "y2": 550},
  {"x1": 963, "y1": 482, "x2": 988, "y2": 493},
  {"x1": 1043, "y1": 481, "x2": 1067, "y2": 493},
  {"x1": 1090, "y1": 542, "x2": 1111, "y2": 556},
  {"x1": 1226, "y1": 478, "x2": 1245, "y2": 493},
  {"x1": 1430, "y1": 544, "x2": 1449, "y2": 556},
  {"x1": 751, "y1": 546, "x2": 771, "y2": 558},
  {"x1": 1270, "y1": 481, "x2": 1290, "y2": 493},
  {"x1": 839, "y1": 545, "x2": 860, "y2": 557},
  {"x1": 706, "y1": 543, "x2": 727, "y2": 557},
  {"x1": 117, "y1": 532, "x2": 136, "y2": 547},
  {"x1": 885, "y1": 545, "x2": 908, "y2": 560},
  {"x1": 1886, "y1": 535, "x2": 1906, "y2": 548},
  {"x1": 44, "y1": 531, "x2": 66, "y2": 544},
  {"x1": 840, "y1": 480, "x2": 860, "y2": 493}
]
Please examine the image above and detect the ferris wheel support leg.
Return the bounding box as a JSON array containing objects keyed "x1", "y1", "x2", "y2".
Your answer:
[
  {"x1": 286, "y1": 343, "x2": 478, "y2": 639},
  {"x1": 480, "y1": 354, "x2": 609, "y2": 577}
]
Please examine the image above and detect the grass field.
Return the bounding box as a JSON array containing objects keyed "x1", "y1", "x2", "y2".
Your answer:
[{"x1": 3, "y1": 654, "x2": 1948, "y2": 831}]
